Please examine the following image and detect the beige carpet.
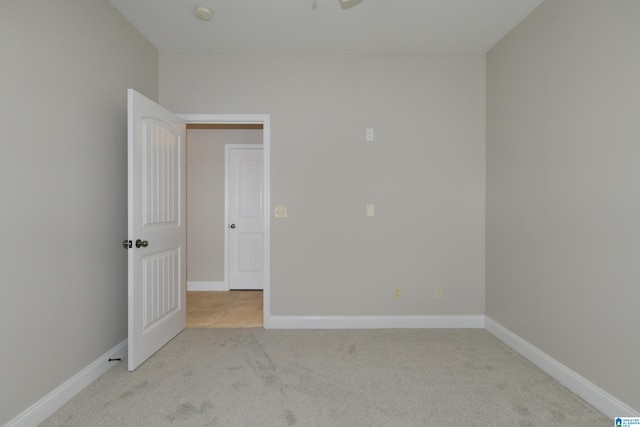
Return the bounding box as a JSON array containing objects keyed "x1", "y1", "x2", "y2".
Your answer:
[{"x1": 41, "y1": 329, "x2": 609, "y2": 426}]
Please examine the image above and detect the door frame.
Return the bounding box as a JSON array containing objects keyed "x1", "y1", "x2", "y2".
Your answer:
[
  {"x1": 225, "y1": 144, "x2": 264, "y2": 291},
  {"x1": 180, "y1": 114, "x2": 271, "y2": 328}
]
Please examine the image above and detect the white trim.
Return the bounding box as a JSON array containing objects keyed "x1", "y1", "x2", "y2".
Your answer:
[
  {"x1": 261, "y1": 118, "x2": 271, "y2": 328},
  {"x1": 6, "y1": 340, "x2": 127, "y2": 427},
  {"x1": 485, "y1": 317, "x2": 639, "y2": 418},
  {"x1": 187, "y1": 281, "x2": 227, "y2": 291},
  {"x1": 268, "y1": 315, "x2": 485, "y2": 329},
  {"x1": 179, "y1": 114, "x2": 271, "y2": 328},
  {"x1": 224, "y1": 145, "x2": 229, "y2": 293},
  {"x1": 180, "y1": 114, "x2": 266, "y2": 124}
]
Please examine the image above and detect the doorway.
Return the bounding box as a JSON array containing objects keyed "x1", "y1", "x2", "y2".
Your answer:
[{"x1": 181, "y1": 117, "x2": 270, "y2": 329}]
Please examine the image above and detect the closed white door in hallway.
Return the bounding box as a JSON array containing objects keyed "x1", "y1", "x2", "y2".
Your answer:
[{"x1": 227, "y1": 145, "x2": 264, "y2": 290}]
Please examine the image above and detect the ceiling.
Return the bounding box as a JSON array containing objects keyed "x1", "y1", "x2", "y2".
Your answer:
[{"x1": 109, "y1": 0, "x2": 544, "y2": 54}]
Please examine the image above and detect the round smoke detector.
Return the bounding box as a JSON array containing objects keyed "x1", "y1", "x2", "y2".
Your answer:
[{"x1": 194, "y1": 6, "x2": 213, "y2": 21}]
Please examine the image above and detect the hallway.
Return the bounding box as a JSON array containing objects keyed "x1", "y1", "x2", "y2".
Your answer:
[{"x1": 186, "y1": 291, "x2": 263, "y2": 328}]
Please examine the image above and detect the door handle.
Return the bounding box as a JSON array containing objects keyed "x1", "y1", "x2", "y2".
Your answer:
[
  {"x1": 135, "y1": 239, "x2": 149, "y2": 248},
  {"x1": 229, "y1": 224, "x2": 236, "y2": 229}
]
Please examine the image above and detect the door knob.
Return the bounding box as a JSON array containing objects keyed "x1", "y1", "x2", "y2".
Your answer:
[
  {"x1": 229, "y1": 224, "x2": 236, "y2": 229},
  {"x1": 135, "y1": 239, "x2": 149, "y2": 248}
]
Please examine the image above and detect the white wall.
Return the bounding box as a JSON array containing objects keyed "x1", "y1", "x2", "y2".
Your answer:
[
  {"x1": 487, "y1": 0, "x2": 640, "y2": 412},
  {"x1": 161, "y1": 53, "x2": 486, "y2": 316},
  {"x1": 0, "y1": 1, "x2": 158, "y2": 424},
  {"x1": 187, "y1": 128, "x2": 263, "y2": 283}
]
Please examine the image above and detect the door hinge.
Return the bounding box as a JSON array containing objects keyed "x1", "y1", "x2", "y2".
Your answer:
[{"x1": 122, "y1": 240, "x2": 132, "y2": 249}]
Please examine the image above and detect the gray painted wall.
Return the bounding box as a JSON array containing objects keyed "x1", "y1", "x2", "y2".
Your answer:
[
  {"x1": 8, "y1": 0, "x2": 636, "y2": 421},
  {"x1": 161, "y1": 53, "x2": 486, "y2": 316},
  {"x1": 0, "y1": 1, "x2": 158, "y2": 424},
  {"x1": 487, "y1": 0, "x2": 640, "y2": 411},
  {"x1": 187, "y1": 128, "x2": 263, "y2": 282}
]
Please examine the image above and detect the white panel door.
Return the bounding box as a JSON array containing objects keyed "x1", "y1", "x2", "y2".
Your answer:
[
  {"x1": 127, "y1": 89, "x2": 186, "y2": 371},
  {"x1": 227, "y1": 146, "x2": 264, "y2": 290}
]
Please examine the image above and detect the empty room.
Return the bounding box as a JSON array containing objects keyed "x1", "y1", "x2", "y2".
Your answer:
[{"x1": 1, "y1": 0, "x2": 638, "y2": 426}]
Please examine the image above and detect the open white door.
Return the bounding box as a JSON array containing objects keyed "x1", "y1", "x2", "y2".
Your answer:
[
  {"x1": 127, "y1": 89, "x2": 186, "y2": 371},
  {"x1": 227, "y1": 145, "x2": 264, "y2": 290}
]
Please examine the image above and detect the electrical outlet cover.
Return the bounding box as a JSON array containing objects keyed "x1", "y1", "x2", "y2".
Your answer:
[
  {"x1": 366, "y1": 128, "x2": 374, "y2": 141},
  {"x1": 275, "y1": 205, "x2": 287, "y2": 218}
]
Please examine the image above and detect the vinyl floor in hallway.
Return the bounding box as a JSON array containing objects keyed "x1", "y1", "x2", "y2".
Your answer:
[{"x1": 186, "y1": 290, "x2": 263, "y2": 328}]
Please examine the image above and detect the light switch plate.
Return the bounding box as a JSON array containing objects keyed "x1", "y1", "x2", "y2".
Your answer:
[
  {"x1": 275, "y1": 205, "x2": 287, "y2": 218},
  {"x1": 366, "y1": 204, "x2": 375, "y2": 216}
]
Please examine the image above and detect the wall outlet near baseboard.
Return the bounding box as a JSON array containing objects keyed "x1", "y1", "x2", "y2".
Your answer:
[
  {"x1": 393, "y1": 288, "x2": 401, "y2": 299},
  {"x1": 434, "y1": 286, "x2": 443, "y2": 299}
]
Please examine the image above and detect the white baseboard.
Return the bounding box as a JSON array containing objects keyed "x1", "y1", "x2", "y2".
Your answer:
[
  {"x1": 485, "y1": 317, "x2": 638, "y2": 418},
  {"x1": 187, "y1": 281, "x2": 227, "y2": 291},
  {"x1": 6, "y1": 340, "x2": 127, "y2": 427},
  {"x1": 268, "y1": 315, "x2": 485, "y2": 329}
]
